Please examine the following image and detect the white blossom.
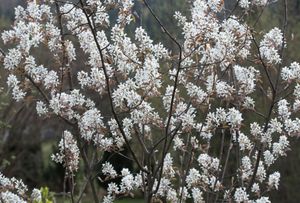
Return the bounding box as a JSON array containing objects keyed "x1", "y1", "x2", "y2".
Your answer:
[
  {"x1": 186, "y1": 168, "x2": 201, "y2": 188},
  {"x1": 256, "y1": 161, "x2": 266, "y2": 182},
  {"x1": 264, "y1": 150, "x2": 275, "y2": 167},
  {"x1": 226, "y1": 108, "x2": 243, "y2": 127},
  {"x1": 112, "y1": 80, "x2": 141, "y2": 109},
  {"x1": 1, "y1": 191, "x2": 26, "y2": 203},
  {"x1": 191, "y1": 188, "x2": 205, "y2": 203},
  {"x1": 36, "y1": 101, "x2": 48, "y2": 116},
  {"x1": 51, "y1": 131, "x2": 80, "y2": 173},
  {"x1": 3, "y1": 49, "x2": 22, "y2": 70},
  {"x1": 251, "y1": 183, "x2": 260, "y2": 194},
  {"x1": 65, "y1": 40, "x2": 76, "y2": 62},
  {"x1": 120, "y1": 170, "x2": 136, "y2": 193},
  {"x1": 234, "y1": 187, "x2": 249, "y2": 203},
  {"x1": 239, "y1": 0, "x2": 250, "y2": 9},
  {"x1": 31, "y1": 189, "x2": 41, "y2": 202},
  {"x1": 238, "y1": 132, "x2": 253, "y2": 151},
  {"x1": 216, "y1": 81, "x2": 234, "y2": 98},
  {"x1": 268, "y1": 171, "x2": 280, "y2": 190},
  {"x1": 173, "y1": 135, "x2": 185, "y2": 150},
  {"x1": 250, "y1": 122, "x2": 263, "y2": 137},
  {"x1": 255, "y1": 197, "x2": 271, "y2": 203},
  {"x1": 234, "y1": 65, "x2": 259, "y2": 95},
  {"x1": 79, "y1": 108, "x2": 105, "y2": 142},
  {"x1": 260, "y1": 28, "x2": 283, "y2": 64},
  {"x1": 241, "y1": 156, "x2": 252, "y2": 180},
  {"x1": 163, "y1": 153, "x2": 175, "y2": 178},
  {"x1": 102, "y1": 162, "x2": 118, "y2": 178},
  {"x1": 278, "y1": 99, "x2": 291, "y2": 120},
  {"x1": 186, "y1": 82, "x2": 207, "y2": 104},
  {"x1": 103, "y1": 194, "x2": 115, "y2": 203},
  {"x1": 281, "y1": 62, "x2": 300, "y2": 81},
  {"x1": 272, "y1": 136, "x2": 289, "y2": 156},
  {"x1": 243, "y1": 96, "x2": 255, "y2": 109}
]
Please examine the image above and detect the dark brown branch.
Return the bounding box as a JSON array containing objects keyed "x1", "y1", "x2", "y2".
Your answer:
[
  {"x1": 251, "y1": 33, "x2": 276, "y2": 94},
  {"x1": 78, "y1": 0, "x2": 148, "y2": 175},
  {"x1": 142, "y1": 1, "x2": 183, "y2": 197}
]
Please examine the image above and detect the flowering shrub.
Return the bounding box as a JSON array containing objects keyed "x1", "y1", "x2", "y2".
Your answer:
[
  {"x1": 0, "y1": 0, "x2": 296, "y2": 202},
  {"x1": 0, "y1": 173, "x2": 41, "y2": 202}
]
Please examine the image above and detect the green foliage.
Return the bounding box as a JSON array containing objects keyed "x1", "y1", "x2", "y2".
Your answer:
[{"x1": 40, "y1": 187, "x2": 54, "y2": 203}]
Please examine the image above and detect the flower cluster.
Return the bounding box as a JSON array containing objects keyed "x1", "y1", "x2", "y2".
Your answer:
[
  {"x1": 260, "y1": 27, "x2": 283, "y2": 64},
  {"x1": 51, "y1": 131, "x2": 80, "y2": 174},
  {"x1": 0, "y1": 173, "x2": 41, "y2": 203}
]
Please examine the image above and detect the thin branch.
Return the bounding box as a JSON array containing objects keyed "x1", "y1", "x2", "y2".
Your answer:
[
  {"x1": 214, "y1": 133, "x2": 233, "y2": 202},
  {"x1": 78, "y1": 0, "x2": 148, "y2": 174},
  {"x1": 251, "y1": 33, "x2": 276, "y2": 94},
  {"x1": 142, "y1": 1, "x2": 183, "y2": 197}
]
